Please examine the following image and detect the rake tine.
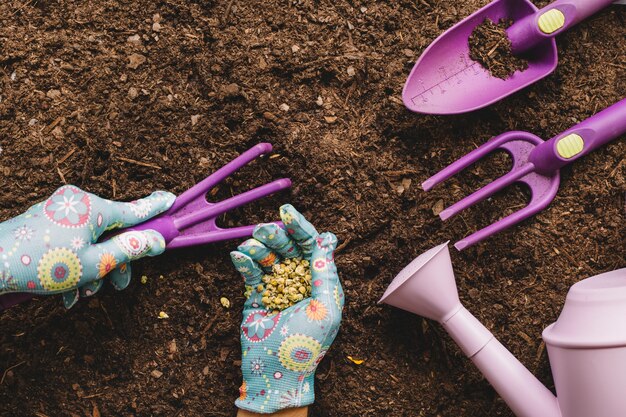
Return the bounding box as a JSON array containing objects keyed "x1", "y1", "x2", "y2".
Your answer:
[
  {"x1": 173, "y1": 178, "x2": 292, "y2": 230},
  {"x1": 167, "y1": 223, "x2": 283, "y2": 249},
  {"x1": 422, "y1": 134, "x2": 518, "y2": 191},
  {"x1": 170, "y1": 143, "x2": 274, "y2": 212},
  {"x1": 454, "y1": 203, "x2": 544, "y2": 251},
  {"x1": 439, "y1": 163, "x2": 535, "y2": 220},
  {"x1": 454, "y1": 176, "x2": 560, "y2": 250}
]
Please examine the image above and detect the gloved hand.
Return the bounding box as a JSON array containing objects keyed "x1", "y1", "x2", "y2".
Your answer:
[
  {"x1": 231, "y1": 204, "x2": 344, "y2": 414},
  {"x1": 0, "y1": 185, "x2": 175, "y2": 308}
]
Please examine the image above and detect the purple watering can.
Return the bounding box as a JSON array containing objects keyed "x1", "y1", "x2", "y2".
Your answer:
[
  {"x1": 403, "y1": 0, "x2": 617, "y2": 114},
  {"x1": 380, "y1": 242, "x2": 626, "y2": 417},
  {"x1": 0, "y1": 143, "x2": 291, "y2": 310}
]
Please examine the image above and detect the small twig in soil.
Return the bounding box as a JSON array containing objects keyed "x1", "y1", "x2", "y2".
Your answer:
[
  {"x1": 1, "y1": 361, "x2": 25, "y2": 384},
  {"x1": 223, "y1": 0, "x2": 237, "y2": 23},
  {"x1": 57, "y1": 148, "x2": 76, "y2": 165},
  {"x1": 335, "y1": 237, "x2": 352, "y2": 253},
  {"x1": 117, "y1": 157, "x2": 162, "y2": 170},
  {"x1": 82, "y1": 392, "x2": 105, "y2": 399},
  {"x1": 56, "y1": 166, "x2": 66, "y2": 184},
  {"x1": 9, "y1": 0, "x2": 35, "y2": 17},
  {"x1": 607, "y1": 62, "x2": 626, "y2": 70}
]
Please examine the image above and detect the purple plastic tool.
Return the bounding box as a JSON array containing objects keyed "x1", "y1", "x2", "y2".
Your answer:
[
  {"x1": 423, "y1": 98, "x2": 626, "y2": 250},
  {"x1": 123, "y1": 142, "x2": 291, "y2": 248},
  {"x1": 403, "y1": 0, "x2": 615, "y2": 114},
  {"x1": 380, "y1": 243, "x2": 626, "y2": 417},
  {"x1": 0, "y1": 143, "x2": 291, "y2": 310}
]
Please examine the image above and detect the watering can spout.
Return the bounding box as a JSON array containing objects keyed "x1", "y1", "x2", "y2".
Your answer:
[{"x1": 379, "y1": 243, "x2": 561, "y2": 417}]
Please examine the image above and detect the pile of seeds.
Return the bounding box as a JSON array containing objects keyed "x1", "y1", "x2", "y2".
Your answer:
[{"x1": 261, "y1": 258, "x2": 312, "y2": 311}]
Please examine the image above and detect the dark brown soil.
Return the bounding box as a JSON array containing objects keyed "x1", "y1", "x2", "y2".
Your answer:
[
  {"x1": 469, "y1": 18, "x2": 529, "y2": 79},
  {"x1": 0, "y1": 1, "x2": 624, "y2": 416}
]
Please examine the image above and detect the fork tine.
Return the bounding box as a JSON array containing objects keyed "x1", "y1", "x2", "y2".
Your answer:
[
  {"x1": 453, "y1": 176, "x2": 560, "y2": 250},
  {"x1": 170, "y1": 143, "x2": 274, "y2": 212},
  {"x1": 454, "y1": 204, "x2": 544, "y2": 250},
  {"x1": 167, "y1": 223, "x2": 284, "y2": 249},
  {"x1": 439, "y1": 163, "x2": 534, "y2": 220},
  {"x1": 173, "y1": 178, "x2": 292, "y2": 230},
  {"x1": 422, "y1": 134, "x2": 515, "y2": 191}
]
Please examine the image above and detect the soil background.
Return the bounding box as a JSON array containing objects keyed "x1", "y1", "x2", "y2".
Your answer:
[{"x1": 0, "y1": 1, "x2": 624, "y2": 416}]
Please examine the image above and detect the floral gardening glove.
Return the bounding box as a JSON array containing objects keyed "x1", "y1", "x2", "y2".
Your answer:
[
  {"x1": 231, "y1": 204, "x2": 344, "y2": 414},
  {"x1": 0, "y1": 185, "x2": 175, "y2": 308}
]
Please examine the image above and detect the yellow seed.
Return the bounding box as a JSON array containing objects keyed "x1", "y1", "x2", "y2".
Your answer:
[
  {"x1": 141, "y1": 275, "x2": 148, "y2": 284},
  {"x1": 220, "y1": 297, "x2": 231, "y2": 308},
  {"x1": 158, "y1": 311, "x2": 169, "y2": 319},
  {"x1": 256, "y1": 284, "x2": 264, "y2": 293}
]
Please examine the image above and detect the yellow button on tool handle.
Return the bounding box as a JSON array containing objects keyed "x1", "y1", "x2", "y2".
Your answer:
[
  {"x1": 538, "y1": 9, "x2": 565, "y2": 34},
  {"x1": 556, "y1": 133, "x2": 584, "y2": 159}
]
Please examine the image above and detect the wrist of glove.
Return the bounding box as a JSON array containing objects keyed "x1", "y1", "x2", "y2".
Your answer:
[{"x1": 232, "y1": 205, "x2": 344, "y2": 414}]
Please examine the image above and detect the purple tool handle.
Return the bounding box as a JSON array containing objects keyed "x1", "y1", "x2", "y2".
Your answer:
[
  {"x1": 507, "y1": 0, "x2": 615, "y2": 54},
  {"x1": 530, "y1": 98, "x2": 626, "y2": 175}
]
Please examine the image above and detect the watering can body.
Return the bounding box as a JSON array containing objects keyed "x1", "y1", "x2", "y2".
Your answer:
[{"x1": 379, "y1": 243, "x2": 626, "y2": 417}]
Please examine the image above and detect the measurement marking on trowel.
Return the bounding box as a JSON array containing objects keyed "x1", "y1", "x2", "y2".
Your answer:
[{"x1": 411, "y1": 60, "x2": 481, "y2": 104}]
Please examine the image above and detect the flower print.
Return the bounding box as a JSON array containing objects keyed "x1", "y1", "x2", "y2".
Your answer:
[
  {"x1": 305, "y1": 299, "x2": 328, "y2": 321},
  {"x1": 238, "y1": 381, "x2": 247, "y2": 401},
  {"x1": 13, "y1": 225, "x2": 34, "y2": 241},
  {"x1": 70, "y1": 236, "x2": 86, "y2": 251},
  {"x1": 0, "y1": 271, "x2": 18, "y2": 293},
  {"x1": 280, "y1": 208, "x2": 295, "y2": 225},
  {"x1": 37, "y1": 247, "x2": 82, "y2": 291},
  {"x1": 259, "y1": 252, "x2": 277, "y2": 267},
  {"x1": 278, "y1": 334, "x2": 321, "y2": 372},
  {"x1": 44, "y1": 186, "x2": 91, "y2": 228},
  {"x1": 280, "y1": 324, "x2": 289, "y2": 337},
  {"x1": 113, "y1": 231, "x2": 149, "y2": 258},
  {"x1": 312, "y1": 258, "x2": 326, "y2": 272},
  {"x1": 302, "y1": 382, "x2": 310, "y2": 393},
  {"x1": 334, "y1": 285, "x2": 343, "y2": 309},
  {"x1": 250, "y1": 358, "x2": 265, "y2": 376},
  {"x1": 97, "y1": 252, "x2": 117, "y2": 278},
  {"x1": 279, "y1": 390, "x2": 300, "y2": 408},
  {"x1": 237, "y1": 266, "x2": 251, "y2": 274},
  {"x1": 242, "y1": 310, "x2": 280, "y2": 342},
  {"x1": 127, "y1": 199, "x2": 152, "y2": 219}
]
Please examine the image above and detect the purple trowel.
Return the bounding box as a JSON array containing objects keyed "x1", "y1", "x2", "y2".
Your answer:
[
  {"x1": 0, "y1": 143, "x2": 291, "y2": 310},
  {"x1": 403, "y1": 0, "x2": 616, "y2": 115}
]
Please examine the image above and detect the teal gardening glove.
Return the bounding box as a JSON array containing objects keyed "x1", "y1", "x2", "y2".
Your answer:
[
  {"x1": 231, "y1": 205, "x2": 344, "y2": 414},
  {"x1": 0, "y1": 185, "x2": 175, "y2": 308}
]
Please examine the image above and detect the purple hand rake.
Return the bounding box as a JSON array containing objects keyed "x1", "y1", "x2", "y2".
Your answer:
[
  {"x1": 125, "y1": 142, "x2": 291, "y2": 248},
  {"x1": 423, "y1": 98, "x2": 626, "y2": 251},
  {"x1": 0, "y1": 143, "x2": 290, "y2": 310}
]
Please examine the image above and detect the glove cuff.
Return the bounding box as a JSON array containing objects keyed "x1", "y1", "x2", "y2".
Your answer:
[{"x1": 235, "y1": 375, "x2": 315, "y2": 414}]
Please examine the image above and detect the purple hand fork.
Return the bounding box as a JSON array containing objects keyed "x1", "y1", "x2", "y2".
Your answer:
[
  {"x1": 126, "y1": 142, "x2": 291, "y2": 248},
  {"x1": 423, "y1": 98, "x2": 626, "y2": 250},
  {"x1": 0, "y1": 143, "x2": 291, "y2": 310}
]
